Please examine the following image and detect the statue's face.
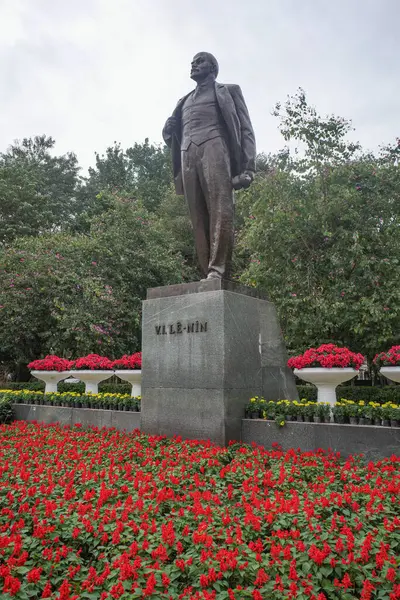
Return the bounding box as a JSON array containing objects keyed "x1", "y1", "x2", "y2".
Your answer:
[{"x1": 190, "y1": 53, "x2": 214, "y2": 82}]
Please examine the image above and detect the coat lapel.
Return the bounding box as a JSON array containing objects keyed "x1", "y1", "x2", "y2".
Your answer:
[
  {"x1": 215, "y1": 83, "x2": 241, "y2": 175},
  {"x1": 170, "y1": 92, "x2": 192, "y2": 194}
]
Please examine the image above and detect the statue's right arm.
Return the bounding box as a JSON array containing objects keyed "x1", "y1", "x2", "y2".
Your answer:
[
  {"x1": 162, "y1": 118, "x2": 175, "y2": 147},
  {"x1": 163, "y1": 96, "x2": 186, "y2": 147}
]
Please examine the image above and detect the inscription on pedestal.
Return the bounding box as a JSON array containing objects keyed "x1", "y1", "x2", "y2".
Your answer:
[{"x1": 155, "y1": 320, "x2": 208, "y2": 335}]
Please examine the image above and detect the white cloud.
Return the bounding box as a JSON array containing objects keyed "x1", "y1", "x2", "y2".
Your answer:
[{"x1": 0, "y1": 0, "x2": 398, "y2": 172}]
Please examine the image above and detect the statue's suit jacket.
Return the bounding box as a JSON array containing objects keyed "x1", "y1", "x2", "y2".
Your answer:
[{"x1": 163, "y1": 82, "x2": 256, "y2": 195}]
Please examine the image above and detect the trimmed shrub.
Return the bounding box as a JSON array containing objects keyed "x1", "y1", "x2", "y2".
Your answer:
[
  {"x1": 0, "y1": 397, "x2": 13, "y2": 423},
  {"x1": 297, "y1": 384, "x2": 400, "y2": 405}
]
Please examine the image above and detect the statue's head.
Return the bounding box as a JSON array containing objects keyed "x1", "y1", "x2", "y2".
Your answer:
[{"x1": 190, "y1": 52, "x2": 219, "y2": 82}]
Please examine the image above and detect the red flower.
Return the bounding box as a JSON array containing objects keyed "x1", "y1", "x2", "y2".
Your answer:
[
  {"x1": 110, "y1": 582, "x2": 124, "y2": 599},
  {"x1": 27, "y1": 567, "x2": 42, "y2": 583},
  {"x1": 41, "y1": 582, "x2": 52, "y2": 598},
  {"x1": 111, "y1": 352, "x2": 142, "y2": 370},
  {"x1": 289, "y1": 559, "x2": 299, "y2": 580},
  {"x1": 28, "y1": 355, "x2": 73, "y2": 371},
  {"x1": 143, "y1": 573, "x2": 157, "y2": 596},
  {"x1": 288, "y1": 344, "x2": 365, "y2": 370},
  {"x1": 254, "y1": 568, "x2": 269, "y2": 587},
  {"x1": 373, "y1": 346, "x2": 400, "y2": 368},
  {"x1": 161, "y1": 520, "x2": 175, "y2": 546},
  {"x1": 0, "y1": 421, "x2": 399, "y2": 599},
  {"x1": 3, "y1": 575, "x2": 21, "y2": 595},
  {"x1": 73, "y1": 354, "x2": 113, "y2": 370}
]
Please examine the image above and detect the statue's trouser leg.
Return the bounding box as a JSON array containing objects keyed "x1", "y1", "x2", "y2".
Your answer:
[
  {"x1": 181, "y1": 138, "x2": 233, "y2": 279},
  {"x1": 181, "y1": 144, "x2": 210, "y2": 277}
]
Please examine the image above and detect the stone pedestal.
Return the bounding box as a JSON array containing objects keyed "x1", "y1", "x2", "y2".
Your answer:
[{"x1": 141, "y1": 280, "x2": 298, "y2": 445}]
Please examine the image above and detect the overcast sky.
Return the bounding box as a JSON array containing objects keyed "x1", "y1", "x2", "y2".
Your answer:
[{"x1": 0, "y1": 0, "x2": 398, "y2": 173}]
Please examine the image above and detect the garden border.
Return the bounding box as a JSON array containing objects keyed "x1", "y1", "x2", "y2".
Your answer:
[
  {"x1": 13, "y1": 404, "x2": 141, "y2": 432},
  {"x1": 242, "y1": 418, "x2": 400, "y2": 460},
  {"x1": 12, "y1": 405, "x2": 400, "y2": 459}
]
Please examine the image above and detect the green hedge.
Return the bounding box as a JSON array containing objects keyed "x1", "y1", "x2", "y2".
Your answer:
[
  {"x1": 0, "y1": 398, "x2": 13, "y2": 423},
  {"x1": 296, "y1": 385, "x2": 317, "y2": 401},
  {"x1": 297, "y1": 385, "x2": 400, "y2": 405}
]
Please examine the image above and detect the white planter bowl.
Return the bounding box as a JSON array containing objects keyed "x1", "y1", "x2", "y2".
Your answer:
[
  {"x1": 114, "y1": 369, "x2": 142, "y2": 397},
  {"x1": 70, "y1": 370, "x2": 113, "y2": 394},
  {"x1": 31, "y1": 370, "x2": 71, "y2": 394},
  {"x1": 380, "y1": 366, "x2": 400, "y2": 384},
  {"x1": 294, "y1": 367, "x2": 359, "y2": 405}
]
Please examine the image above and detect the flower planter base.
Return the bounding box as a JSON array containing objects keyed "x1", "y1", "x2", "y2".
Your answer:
[
  {"x1": 380, "y1": 367, "x2": 400, "y2": 384},
  {"x1": 30, "y1": 371, "x2": 71, "y2": 394},
  {"x1": 114, "y1": 370, "x2": 142, "y2": 397},
  {"x1": 294, "y1": 368, "x2": 359, "y2": 405},
  {"x1": 69, "y1": 370, "x2": 113, "y2": 395}
]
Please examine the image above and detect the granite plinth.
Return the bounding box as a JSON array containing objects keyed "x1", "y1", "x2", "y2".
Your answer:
[
  {"x1": 141, "y1": 284, "x2": 298, "y2": 445},
  {"x1": 147, "y1": 279, "x2": 269, "y2": 300},
  {"x1": 242, "y1": 419, "x2": 400, "y2": 461}
]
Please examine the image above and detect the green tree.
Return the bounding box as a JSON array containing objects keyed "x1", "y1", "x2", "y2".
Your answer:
[
  {"x1": 0, "y1": 194, "x2": 183, "y2": 369},
  {"x1": 237, "y1": 91, "x2": 400, "y2": 360},
  {"x1": 0, "y1": 136, "x2": 79, "y2": 245},
  {"x1": 73, "y1": 140, "x2": 172, "y2": 232},
  {"x1": 154, "y1": 186, "x2": 200, "y2": 281}
]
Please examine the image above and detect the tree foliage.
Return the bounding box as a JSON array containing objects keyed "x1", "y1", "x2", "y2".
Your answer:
[
  {"x1": 237, "y1": 90, "x2": 400, "y2": 360},
  {"x1": 1, "y1": 91, "x2": 399, "y2": 371},
  {"x1": 73, "y1": 139, "x2": 172, "y2": 232},
  {"x1": 0, "y1": 195, "x2": 183, "y2": 366},
  {"x1": 0, "y1": 136, "x2": 79, "y2": 245}
]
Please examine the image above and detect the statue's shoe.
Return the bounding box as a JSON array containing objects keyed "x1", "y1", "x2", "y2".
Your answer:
[{"x1": 200, "y1": 271, "x2": 222, "y2": 282}]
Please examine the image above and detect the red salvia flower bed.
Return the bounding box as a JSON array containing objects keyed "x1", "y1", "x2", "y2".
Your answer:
[{"x1": 0, "y1": 422, "x2": 399, "y2": 599}]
